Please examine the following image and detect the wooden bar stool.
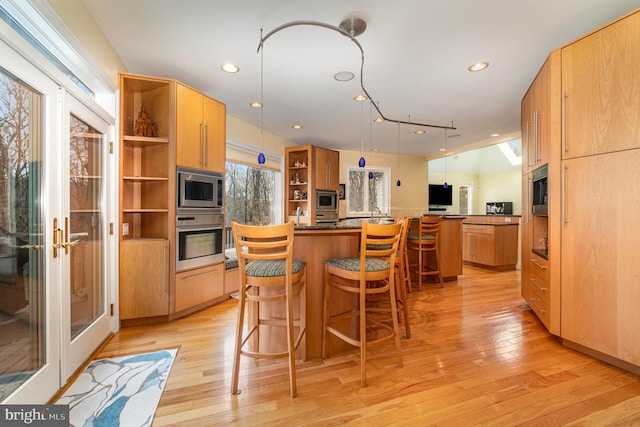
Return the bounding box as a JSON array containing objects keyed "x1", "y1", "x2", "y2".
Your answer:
[
  {"x1": 407, "y1": 216, "x2": 444, "y2": 290},
  {"x1": 322, "y1": 221, "x2": 403, "y2": 387},
  {"x1": 230, "y1": 221, "x2": 307, "y2": 398}
]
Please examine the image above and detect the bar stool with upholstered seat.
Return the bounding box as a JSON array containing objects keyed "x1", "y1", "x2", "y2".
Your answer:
[
  {"x1": 407, "y1": 215, "x2": 444, "y2": 290},
  {"x1": 230, "y1": 221, "x2": 306, "y2": 398},
  {"x1": 322, "y1": 221, "x2": 403, "y2": 387}
]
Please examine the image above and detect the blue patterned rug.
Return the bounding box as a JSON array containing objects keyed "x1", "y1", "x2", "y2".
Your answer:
[{"x1": 56, "y1": 348, "x2": 177, "y2": 427}]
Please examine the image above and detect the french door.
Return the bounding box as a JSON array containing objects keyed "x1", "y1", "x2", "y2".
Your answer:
[{"x1": 0, "y1": 37, "x2": 114, "y2": 403}]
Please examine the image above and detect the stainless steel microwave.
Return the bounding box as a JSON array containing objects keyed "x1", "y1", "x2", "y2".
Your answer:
[
  {"x1": 177, "y1": 167, "x2": 223, "y2": 213},
  {"x1": 532, "y1": 163, "x2": 548, "y2": 215},
  {"x1": 316, "y1": 189, "x2": 337, "y2": 211}
]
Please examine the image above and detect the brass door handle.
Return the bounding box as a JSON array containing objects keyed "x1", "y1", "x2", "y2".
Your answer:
[
  {"x1": 20, "y1": 244, "x2": 43, "y2": 250},
  {"x1": 61, "y1": 240, "x2": 81, "y2": 249}
]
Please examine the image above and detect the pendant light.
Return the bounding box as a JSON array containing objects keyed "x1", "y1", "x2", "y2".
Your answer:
[
  {"x1": 443, "y1": 128, "x2": 448, "y2": 189},
  {"x1": 368, "y1": 101, "x2": 373, "y2": 179},
  {"x1": 257, "y1": 29, "x2": 266, "y2": 164},
  {"x1": 358, "y1": 93, "x2": 365, "y2": 168},
  {"x1": 396, "y1": 121, "x2": 401, "y2": 186}
]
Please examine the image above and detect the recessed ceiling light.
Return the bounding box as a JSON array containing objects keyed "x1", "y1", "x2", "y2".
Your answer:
[
  {"x1": 468, "y1": 62, "x2": 489, "y2": 72},
  {"x1": 491, "y1": 133, "x2": 501, "y2": 137},
  {"x1": 221, "y1": 63, "x2": 240, "y2": 73},
  {"x1": 334, "y1": 71, "x2": 355, "y2": 82},
  {"x1": 373, "y1": 117, "x2": 384, "y2": 123},
  {"x1": 292, "y1": 124, "x2": 303, "y2": 129},
  {"x1": 439, "y1": 148, "x2": 446, "y2": 152},
  {"x1": 415, "y1": 130, "x2": 425, "y2": 135},
  {"x1": 354, "y1": 94, "x2": 368, "y2": 101},
  {"x1": 249, "y1": 101, "x2": 262, "y2": 108}
]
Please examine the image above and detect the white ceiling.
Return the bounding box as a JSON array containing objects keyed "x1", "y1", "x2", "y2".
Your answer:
[{"x1": 82, "y1": 0, "x2": 638, "y2": 159}]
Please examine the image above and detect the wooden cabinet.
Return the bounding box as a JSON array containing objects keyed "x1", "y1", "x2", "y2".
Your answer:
[
  {"x1": 521, "y1": 9, "x2": 640, "y2": 365},
  {"x1": 314, "y1": 146, "x2": 340, "y2": 191},
  {"x1": 561, "y1": 150, "x2": 640, "y2": 365},
  {"x1": 119, "y1": 74, "x2": 174, "y2": 323},
  {"x1": 284, "y1": 145, "x2": 339, "y2": 225},
  {"x1": 175, "y1": 263, "x2": 224, "y2": 313},
  {"x1": 462, "y1": 223, "x2": 519, "y2": 269},
  {"x1": 119, "y1": 239, "x2": 169, "y2": 320},
  {"x1": 561, "y1": 10, "x2": 640, "y2": 159},
  {"x1": 119, "y1": 74, "x2": 228, "y2": 323},
  {"x1": 285, "y1": 146, "x2": 312, "y2": 225},
  {"x1": 176, "y1": 82, "x2": 226, "y2": 172},
  {"x1": 521, "y1": 50, "x2": 560, "y2": 173},
  {"x1": 119, "y1": 74, "x2": 173, "y2": 240}
]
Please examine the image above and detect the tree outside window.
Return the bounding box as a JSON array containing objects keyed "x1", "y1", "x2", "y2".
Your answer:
[
  {"x1": 225, "y1": 162, "x2": 278, "y2": 247},
  {"x1": 347, "y1": 166, "x2": 390, "y2": 217}
]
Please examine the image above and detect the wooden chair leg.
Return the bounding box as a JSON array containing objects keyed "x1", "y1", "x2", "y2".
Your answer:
[
  {"x1": 285, "y1": 279, "x2": 297, "y2": 398},
  {"x1": 322, "y1": 267, "x2": 330, "y2": 359},
  {"x1": 388, "y1": 276, "x2": 403, "y2": 368},
  {"x1": 359, "y1": 283, "x2": 367, "y2": 387},
  {"x1": 231, "y1": 288, "x2": 246, "y2": 395}
]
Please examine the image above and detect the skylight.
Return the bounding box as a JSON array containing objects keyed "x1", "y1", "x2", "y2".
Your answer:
[{"x1": 497, "y1": 139, "x2": 522, "y2": 166}]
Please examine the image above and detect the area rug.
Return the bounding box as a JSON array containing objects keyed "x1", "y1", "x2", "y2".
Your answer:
[{"x1": 56, "y1": 348, "x2": 178, "y2": 427}]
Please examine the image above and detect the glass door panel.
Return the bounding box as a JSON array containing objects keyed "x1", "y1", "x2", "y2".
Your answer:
[
  {"x1": 0, "y1": 67, "x2": 46, "y2": 400},
  {"x1": 68, "y1": 114, "x2": 104, "y2": 339}
]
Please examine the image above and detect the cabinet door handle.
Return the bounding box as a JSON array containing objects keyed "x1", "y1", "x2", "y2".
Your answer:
[
  {"x1": 562, "y1": 91, "x2": 568, "y2": 157},
  {"x1": 199, "y1": 122, "x2": 204, "y2": 167},
  {"x1": 529, "y1": 277, "x2": 547, "y2": 292},
  {"x1": 525, "y1": 121, "x2": 531, "y2": 168},
  {"x1": 205, "y1": 123, "x2": 209, "y2": 168},
  {"x1": 529, "y1": 258, "x2": 548, "y2": 269},
  {"x1": 562, "y1": 163, "x2": 568, "y2": 226},
  {"x1": 529, "y1": 296, "x2": 546, "y2": 314},
  {"x1": 533, "y1": 111, "x2": 537, "y2": 164},
  {"x1": 184, "y1": 269, "x2": 219, "y2": 281},
  {"x1": 163, "y1": 242, "x2": 167, "y2": 293}
]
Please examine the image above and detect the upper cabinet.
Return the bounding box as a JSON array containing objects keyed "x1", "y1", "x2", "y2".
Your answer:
[
  {"x1": 314, "y1": 146, "x2": 340, "y2": 191},
  {"x1": 521, "y1": 50, "x2": 560, "y2": 174},
  {"x1": 561, "y1": 10, "x2": 640, "y2": 159},
  {"x1": 176, "y1": 83, "x2": 226, "y2": 172}
]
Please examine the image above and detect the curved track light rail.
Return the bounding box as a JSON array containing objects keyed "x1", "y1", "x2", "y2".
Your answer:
[{"x1": 257, "y1": 19, "x2": 456, "y2": 131}]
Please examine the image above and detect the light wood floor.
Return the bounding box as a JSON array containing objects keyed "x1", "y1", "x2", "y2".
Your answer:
[{"x1": 96, "y1": 266, "x2": 640, "y2": 426}]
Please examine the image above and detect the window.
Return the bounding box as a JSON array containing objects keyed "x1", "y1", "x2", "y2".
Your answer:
[
  {"x1": 346, "y1": 166, "x2": 390, "y2": 217},
  {"x1": 225, "y1": 161, "x2": 279, "y2": 230}
]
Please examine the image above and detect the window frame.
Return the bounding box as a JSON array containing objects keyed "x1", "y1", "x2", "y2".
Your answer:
[{"x1": 345, "y1": 165, "x2": 391, "y2": 217}]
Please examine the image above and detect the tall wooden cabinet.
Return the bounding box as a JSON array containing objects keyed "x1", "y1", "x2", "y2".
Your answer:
[
  {"x1": 558, "y1": 9, "x2": 640, "y2": 367},
  {"x1": 119, "y1": 74, "x2": 174, "y2": 321},
  {"x1": 284, "y1": 145, "x2": 339, "y2": 225},
  {"x1": 520, "y1": 50, "x2": 561, "y2": 335},
  {"x1": 119, "y1": 73, "x2": 228, "y2": 324},
  {"x1": 521, "y1": 9, "x2": 640, "y2": 368}
]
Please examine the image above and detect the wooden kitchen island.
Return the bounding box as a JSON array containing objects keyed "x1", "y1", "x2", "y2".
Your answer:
[{"x1": 285, "y1": 216, "x2": 464, "y2": 359}]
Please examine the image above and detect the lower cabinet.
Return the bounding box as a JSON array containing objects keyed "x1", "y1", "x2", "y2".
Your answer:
[
  {"x1": 462, "y1": 224, "x2": 519, "y2": 269},
  {"x1": 175, "y1": 263, "x2": 224, "y2": 312},
  {"x1": 119, "y1": 239, "x2": 170, "y2": 320}
]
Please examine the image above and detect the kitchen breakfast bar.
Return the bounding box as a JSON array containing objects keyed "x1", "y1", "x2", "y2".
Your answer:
[{"x1": 283, "y1": 216, "x2": 465, "y2": 359}]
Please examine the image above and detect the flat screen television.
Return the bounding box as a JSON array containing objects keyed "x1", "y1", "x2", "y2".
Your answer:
[{"x1": 429, "y1": 184, "x2": 453, "y2": 206}]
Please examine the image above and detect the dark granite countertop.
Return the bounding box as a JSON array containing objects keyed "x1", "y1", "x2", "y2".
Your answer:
[{"x1": 294, "y1": 218, "x2": 394, "y2": 231}]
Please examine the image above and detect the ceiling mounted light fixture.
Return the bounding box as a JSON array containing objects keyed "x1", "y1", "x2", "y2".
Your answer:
[
  {"x1": 468, "y1": 61, "x2": 489, "y2": 72},
  {"x1": 257, "y1": 18, "x2": 456, "y2": 134},
  {"x1": 334, "y1": 70, "x2": 355, "y2": 82},
  {"x1": 221, "y1": 63, "x2": 240, "y2": 73},
  {"x1": 249, "y1": 101, "x2": 262, "y2": 108},
  {"x1": 292, "y1": 124, "x2": 302, "y2": 129}
]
